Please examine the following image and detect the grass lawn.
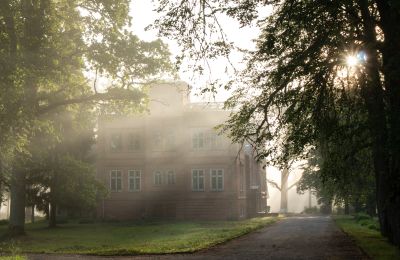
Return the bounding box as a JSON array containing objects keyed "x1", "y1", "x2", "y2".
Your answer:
[
  {"x1": 0, "y1": 217, "x2": 277, "y2": 256},
  {"x1": 334, "y1": 215, "x2": 400, "y2": 260}
]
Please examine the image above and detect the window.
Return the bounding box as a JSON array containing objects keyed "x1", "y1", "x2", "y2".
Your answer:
[
  {"x1": 128, "y1": 133, "x2": 141, "y2": 151},
  {"x1": 128, "y1": 170, "x2": 141, "y2": 191},
  {"x1": 192, "y1": 132, "x2": 204, "y2": 149},
  {"x1": 153, "y1": 132, "x2": 163, "y2": 148},
  {"x1": 167, "y1": 170, "x2": 175, "y2": 185},
  {"x1": 153, "y1": 131, "x2": 175, "y2": 151},
  {"x1": 154, "y1": 171, "x2": 162, "y2": 185},
  {"x1": 110, "y1": 133, "x2": 122, "y2": 152},
  {"x1": 110, "y1": 170, "x2": 122, "y2": 192},
  {"x1": 210, "y1": 169, "x2": 224, "y2": 191},
  {"x1": 192, "y1": 169, "x2": 205, "y2": 191},
  {"x1": 165, "y1": 132, "x2": 175, "y2": 149},
  {"x1": 192, "y1": 130, "x2": 220, "y2": 150}
]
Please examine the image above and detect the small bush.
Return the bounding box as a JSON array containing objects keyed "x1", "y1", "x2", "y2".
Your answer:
[
  {"x1": 78, "y1": 218, "x2": 95, "y2": 224},
  {"x1": 368, "y1": 223, "x2": 379, "y2": 231},
  {"x1": 56, "y1": 218, "x2": 69, "y2": 224},
  {"x1": 102, "y1": 218, "x2": 121, "y2": 223},
  {"x1": 0, "y1": 220, "x2": 9, "y2": 226},
  {"x1": 354, "y1": 212, "x2": 371, "y2": 222},
  {"x1": 303, "y1": 206, "x2": 318, "y2": 214}
]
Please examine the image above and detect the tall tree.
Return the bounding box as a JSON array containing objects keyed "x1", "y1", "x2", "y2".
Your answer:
[
  {"x1": 267, "y1": 164, "x2": 299, "y2": 213},
  {"x1": 154, "y1": 0, "x2": 400, "y2": 246},
  {"x1": 0, "y1": 0, "x2": 171, "y2": 235}
]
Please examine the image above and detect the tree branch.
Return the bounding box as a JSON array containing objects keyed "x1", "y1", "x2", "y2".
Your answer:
[
  {"x1": 288, "y1": 179, "x2": 300, "y2": 190},
  {"x1": 37, "y1": 89, "x2": 144, "y2": 115},
  {"x1": 267, "y1": 179, "x2": 281, "y2": 191}
]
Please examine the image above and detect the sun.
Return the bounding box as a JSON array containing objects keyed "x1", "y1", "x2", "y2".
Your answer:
[{"x1": 346, "y1": 55, "x2": 358, "y2": 67}]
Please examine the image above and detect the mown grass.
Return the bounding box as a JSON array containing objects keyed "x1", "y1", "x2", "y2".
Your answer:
[
  {"x1": 0, "y1": 257, "x2": 26, "y2": 260},
  {"x1": 334, "y1": 215, "x2": 400, "y2": 260},
  {"x1": 0, "y1": 217, "x2": 277, "y2": 256}
]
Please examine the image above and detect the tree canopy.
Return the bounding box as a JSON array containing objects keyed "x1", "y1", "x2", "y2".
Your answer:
[
  {"x1": 0, "y1": 0, "x2": 172, "y2": 235},
  {"x1": 154, "y1": 0, "x2": 400, "y2": 247}
]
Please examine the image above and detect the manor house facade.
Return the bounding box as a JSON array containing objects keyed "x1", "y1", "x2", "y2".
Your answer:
[{"x1": 96, "y1": 82, "x2": 267, "y2": 220}]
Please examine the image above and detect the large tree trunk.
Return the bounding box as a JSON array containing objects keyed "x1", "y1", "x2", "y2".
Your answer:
[
  {"x1": 49, "y1": 202, "x2": 57, "y2": 228},
  {"x1": 359, "y1": 0, "x2": 400, "y2": 247},
  {"x1": 8, "y1": 169, "x2": 26, "y2": 236},
  {"x1": 31, "y1": 205, "x2": 35, "y2": 224},
  {"x1": 280, "y1": 167, "x2": 289, "y2": 213},
  {"x1": 374, "y1": 0, "x2": 400, "y2": 247},
  {"x1": 344, "y1": 198, "x2": 350, "y2": 215}
]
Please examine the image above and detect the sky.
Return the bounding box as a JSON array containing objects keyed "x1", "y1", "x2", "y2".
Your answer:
[
  {"x1": 129, "y1": 0, "x2": 264, "y2": 102},
  {"x1": 129, "y1": 1, "x2": 317, "y2": 213}
]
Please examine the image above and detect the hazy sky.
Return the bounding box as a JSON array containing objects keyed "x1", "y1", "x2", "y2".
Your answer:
[{"x1": 129, "y1": 1, "x2": 266, "y2": 102}]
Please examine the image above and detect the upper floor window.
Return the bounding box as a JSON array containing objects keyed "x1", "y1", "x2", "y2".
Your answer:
[
  {"x1": 192, "y1": 130, "x2": 220, "y2": 150},
  {"x1": 110, "y1": 133, "x2": 122, "y2": 152},
  {"x1": 128, "y1": 133, "x2": 141, "y2": 151},
  {"x1": 167, "y1": 170, "x2": 176, "y2": 185},
  {"x1": 192, "y1": 169, "x2": 205, "y2": 191},
  {"x1": 153, "y1": 131, "x2": 175, "y2": 151},
  {"x1": 154, "y1": 170, "x2": 162, "y2": 185},
  {"x1": 128, "y1": 170, "x2": 141, "y2": 191},
  {"x1": 110, "y1": 170, "x2": 122, "y2": 192},
  {"x1": 210, "y1": 169, "x2": 224, "y2": 191}
]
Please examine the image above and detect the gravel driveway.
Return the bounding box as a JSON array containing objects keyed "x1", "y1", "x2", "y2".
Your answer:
[{"x1": 29, "y1": 216, "x2": 368, "y2": 260}]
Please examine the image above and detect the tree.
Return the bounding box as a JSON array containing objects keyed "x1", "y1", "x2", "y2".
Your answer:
[
  {"x1": 267, "y1": 164, "x2": 299, "y2": 213},
  {"x1": 154, "y1": 0, "x2": 400, "y2": 246},
  {"x1": 25, "y1": 105, "x2": 106, "y2": 228},
  {"x1": 0, "y1": 0, "x2": 171, "y2": 235},
  {"x1": 298, "y1": 147, "x2": 376, "y2": 215}
]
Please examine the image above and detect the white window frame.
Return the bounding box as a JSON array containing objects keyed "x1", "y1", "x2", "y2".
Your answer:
[
  {"x1": 166, "y1": 170, "x2": 176, "y2": 185},
  {"x1": 192, "y1": 169, "x2": 205, "y2": 191},
  {"x1": 154, "y1": 170, "x2": 162, "y2": 185},
  {"x1": 110, "y1": 170, "x2": 122, "y2": 192},
  {"x1": 128, "y1": 170, "x2": 141, "y2": 191},
  {"x1": 210, "y1": 169, "x2": 224, "y2": 191},
  {"x1": 192, "y1": 130, "x2": 220, "y2": 150}
]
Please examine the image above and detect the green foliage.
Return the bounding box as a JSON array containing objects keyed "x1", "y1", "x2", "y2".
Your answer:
[
  {"x1": 1, "y1": 0, "x2": 173, "y2": 233},
  {"x1": 334, "y1": 216, "x2": 400, "y2": 259},
  {"x1": 0, "y1": 217, "x2": 277, "y2": 255},
  {"x1": 154, "y1": 0, "x2": 400, "y2": 245},
  {"x1": 303, "y1": 206, "x2": 319, "y2": 214},
  {"x1": 0, "y1": 220, "x2": 9, "y2": 226}
]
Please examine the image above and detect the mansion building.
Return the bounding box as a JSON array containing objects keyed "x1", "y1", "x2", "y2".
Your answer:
[{"x1": 96, "y1": 82, "x2": 267, "y2": 220}]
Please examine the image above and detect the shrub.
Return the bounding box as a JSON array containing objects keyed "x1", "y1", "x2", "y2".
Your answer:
[
  {"x1": 78, "y1": 218, "x2": 95, "y2": 224},
  {"x1": 303, "y1": 206, "x2": 318, "y2": 214},
  {"x1": 0, "y1": 220, "x2": 9, "y2": 226},
  {"x1": 354, "y1": 212, "x2": 371, "y2": 222}
]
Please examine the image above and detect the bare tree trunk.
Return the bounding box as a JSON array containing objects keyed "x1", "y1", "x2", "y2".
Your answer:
[{"x1": 280, "y1": 167, "x2": 289, "y2": 213}]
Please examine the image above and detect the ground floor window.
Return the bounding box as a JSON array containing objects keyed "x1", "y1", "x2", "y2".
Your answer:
[
  {"x1": 110, "y1": 170, "x2": 122, "y2": 192},
  {"x1": 128, "y1": 170, "x2": 141, "y2": 191},
  {"x1": 192, "y1": 169, "x2": 205, "y2": 191},
  {"x1": 210, "y1": 169, "x2": 224, "y2": 191}
]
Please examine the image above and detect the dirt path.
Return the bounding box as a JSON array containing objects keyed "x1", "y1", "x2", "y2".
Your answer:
[{"x1": 29, "y1": 216, "x2": 368, "y2": 260}]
